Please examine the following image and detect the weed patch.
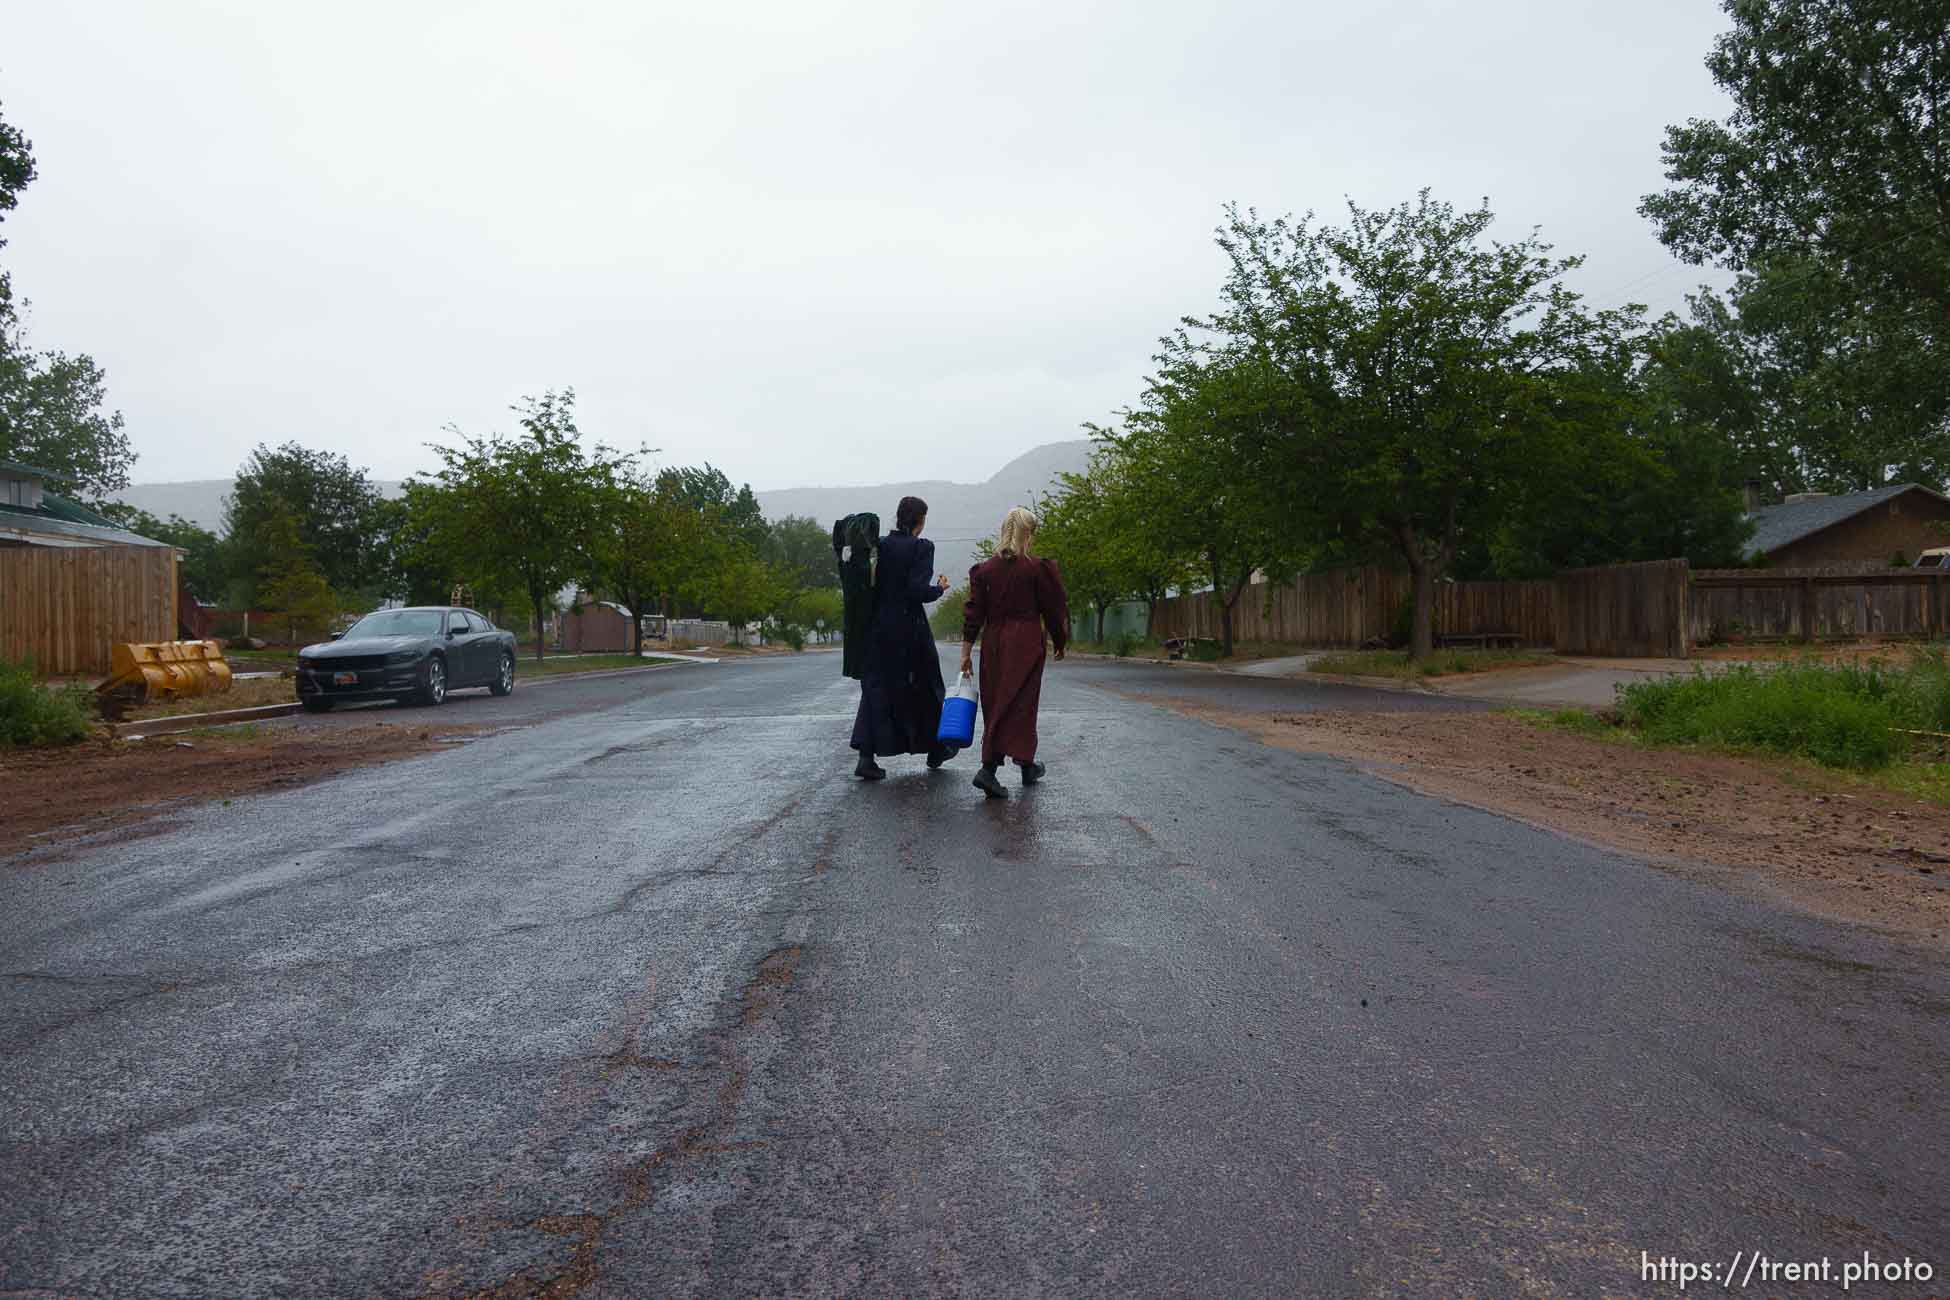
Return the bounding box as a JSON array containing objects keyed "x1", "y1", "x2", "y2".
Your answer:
[{"x1": 0, "y1": 657, "x2": 93, "y2": 747}]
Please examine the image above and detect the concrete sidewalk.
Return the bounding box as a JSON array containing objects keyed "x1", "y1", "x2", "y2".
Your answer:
[
  {"x1": 1424, "y1": 657, "x2": 1703, "y2": 709},
  {"x1": 1224, "y1": 652, "x2": 1716, "y2": 709}
]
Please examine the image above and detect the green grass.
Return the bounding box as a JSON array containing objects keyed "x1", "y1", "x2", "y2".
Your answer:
[
  {"x1": 517, "y1": 654, "x2": 684, "y2": 676},
  {"x1": 0, "y1": 656, "x2": 93, "y2": 746},
  {"x1": 1612, "y1": 658, "x2": 1934, "y2": 770},
  {"x1": 1070, "y1": 635, "x2": 1164, "y2": 658},
  {"x1": 1512, "y1": 705, "x2": 1617, "y2": 737},
  {"x1": 1516, "y1": 650, "x2": 1950, "y2": 773},
  {"x1": 1309, "y1": 648, "x2": 1555, "y2": 679}
]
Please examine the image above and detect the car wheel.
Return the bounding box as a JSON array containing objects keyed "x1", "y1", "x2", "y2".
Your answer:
[
  {"x1": 488, "y1": 651, "x2": 515, "y2": 696},
  {"x1": 418, "y1": 655, "x2": 447, "y2": 706},
  {"x1": 300, "y1": 696, "x2": 334, "y2": 713}
]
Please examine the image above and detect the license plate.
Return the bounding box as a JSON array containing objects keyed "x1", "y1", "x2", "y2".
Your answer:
[{"x1": 333, "y1": 671, "x2": 358, "y2": 686}]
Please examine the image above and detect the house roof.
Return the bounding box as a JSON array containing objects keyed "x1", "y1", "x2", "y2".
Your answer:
[
  {"x1": 0, "y1": 492, "x2": 173, "y2": 549},
  {"x1": 1746, "y1": 483, "x2": 1948, "y2": 557},
  {"x1": 0, "y1": 457, "x2": 62, "y2": 479}
]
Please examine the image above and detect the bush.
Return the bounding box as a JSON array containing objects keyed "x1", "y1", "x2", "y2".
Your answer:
[
  {"x1": 0, "y1": 658, "x2": 93, "y2": 747},
  {"x1": 1109, "y1": 631, "x2": 1144, "y2": 657},
  {"x1": 1616, "y1": 661, "x2": 1905, "y2": 769}
]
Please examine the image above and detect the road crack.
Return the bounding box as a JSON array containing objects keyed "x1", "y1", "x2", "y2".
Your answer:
[{"x1": 429, "y1": 945, "x2": 804, "y2": 1300}]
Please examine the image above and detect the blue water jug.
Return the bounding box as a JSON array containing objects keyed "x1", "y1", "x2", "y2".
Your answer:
[{"x1": 937, "y1": 672, "x2": 977, "y2": 748}]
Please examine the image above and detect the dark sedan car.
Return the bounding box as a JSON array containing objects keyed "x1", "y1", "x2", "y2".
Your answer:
[{"x1": 295, "y1": 606, "x2": 517, "y2": 712}]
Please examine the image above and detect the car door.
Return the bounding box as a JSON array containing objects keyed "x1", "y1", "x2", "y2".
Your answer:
[
  {"x1": 466, "y1": 610, "x2": 502, "y2": 681},
  {"x1": 444, "y1": 609, "x2": 482, "y2": 684}
]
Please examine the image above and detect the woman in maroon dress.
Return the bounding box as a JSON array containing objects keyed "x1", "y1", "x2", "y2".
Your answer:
[{"x1": 959, "y1": 507, "x2": 1070, "y2": 799}]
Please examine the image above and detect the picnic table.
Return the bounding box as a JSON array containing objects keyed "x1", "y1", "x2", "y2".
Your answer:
[{"x1": 1434, "y1": 631, "x2": 1524, "y2": 650}]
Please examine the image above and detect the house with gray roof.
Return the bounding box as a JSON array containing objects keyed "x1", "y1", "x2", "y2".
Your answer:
[
  {"x1": 0, "y1": 459, "x2": 173, "y2": 550},
  {"x1": 1744, "y1": 483, "x2": 1950, "y2": 568}
]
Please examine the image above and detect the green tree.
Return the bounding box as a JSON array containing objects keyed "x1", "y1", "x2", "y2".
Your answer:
[
  {"x1": 419, "y1": 389, "x2": 635, "y2": 660},
  {"x1": 1037, "y1": 469, "x2": 1130, "y2": 644},
  {"x1": 0, "y1": 100, "x2": 134, "y2": 507},
  {"x1": 711, "y1": 553, "x2": 784, "y2": 645},
  {"x1": 1202, "y1": 195, "x2": 1643, "y2": 658},
  {"x1": 118, "y1": 509, "x2": 228, "y2": 602},
  {"x1": 1641, "y1": 0, "x2": 1950, "y2": 318},
  {"x1": 1468, "y1": 350, "x2": 1754, "y2": 576},
  {"x1": 589, "y1": 471, "x2": 708, "y2": 655},
  {"x1": 1652, "y1": 257, "x2": 1950, "y2": 496},
  {"x1": 1100, "y1": 347, "x2": 1302, "y2": 657},
  {"x1": 656, "y1": 463, "x2": 768, "y2": 551},
  {"x1": 224, "y1": 442, "x2": 385, "y2": 603},
  {"x1": 253, "y1": 510, "x2": 341, "y2": 644},
  {"x1": 763, "y1": 514, "x2": 838, "y2": 590}
]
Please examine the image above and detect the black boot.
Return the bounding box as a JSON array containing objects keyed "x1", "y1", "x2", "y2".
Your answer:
[
  {"x1": 972, "y1": 763, "x2": 1007, "y2": 799},
  {"x1": 854, "y1": 751, "x2": 886, "y2": 781},
  {"x1": 927, "y1": 743, "x2": 956, "y2": 769},
  {"x1": 1017, "y1": 759, "x2": 1046, "y2": 786}
]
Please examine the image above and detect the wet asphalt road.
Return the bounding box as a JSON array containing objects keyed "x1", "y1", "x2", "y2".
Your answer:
[{"x1": 3, "y1": 650, "x2": 1947, "y2": 1297}]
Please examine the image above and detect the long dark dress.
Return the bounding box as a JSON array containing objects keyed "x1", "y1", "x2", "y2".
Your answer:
[
  {"x1": 962, "y1": 554, "x2": 1069, "y2": 765},
  {"x1": 850, "y1": 530, "x2": 947, "y2": 757}
]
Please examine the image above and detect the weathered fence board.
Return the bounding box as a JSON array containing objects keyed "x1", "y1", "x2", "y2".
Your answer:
[
  {"x1": 1149, "y1": 567, "x2": 1555, "y2": 648},
  {"x1": 1554, "y1": 559, "x2": 1690, "y2": 659},
  {"x1": 0, "y1": 545, "x2": 179, "y2": 676},
  {"x1": 1690, "y1": 568, "x2": 1950, "y2": 642}
]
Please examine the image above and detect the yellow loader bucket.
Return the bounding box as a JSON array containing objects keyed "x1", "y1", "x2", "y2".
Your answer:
[{"x1": 96, "y1": 640, "x2": 234, "y2": 714}]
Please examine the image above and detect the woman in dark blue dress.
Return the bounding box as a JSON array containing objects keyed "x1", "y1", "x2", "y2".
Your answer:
[{"x1": 851, "y1": 495, "x2": 954, "y2": 780}]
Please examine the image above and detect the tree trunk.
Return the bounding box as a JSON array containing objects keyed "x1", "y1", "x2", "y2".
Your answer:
[
  {"x1": 632, "y1": 602, "x2": 644, "y2": 657},
  {"x1": 1095, "y1": 600, "x2": 1107, "y2": 643},
  {"x1": 1395, "y1": 517, "x2": 1455, "y2": 662},
  {"x1": 1408, "y1": 559, "x2": 1435, "y2": 661},
  {"x1": 1209, "y1": 551, "x2": 1235, "y2": 658},
  {"x1": 529, "y1": 576, "x2": 547, "y2": 662}
]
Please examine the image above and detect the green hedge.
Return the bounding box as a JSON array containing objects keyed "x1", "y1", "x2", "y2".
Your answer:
[
  {"x1": 1615, "y1": 654, "x2": 1950, "y2": 770},
  {"x1": 0, "y1": 657, "x2": 93, "y2": 747}
]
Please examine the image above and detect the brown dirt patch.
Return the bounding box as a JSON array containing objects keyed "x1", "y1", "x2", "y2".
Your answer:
[
  {"x1": 1692, "y1": 640, "x2": 1937, "y2": 665},
  {"x1": 120, "y1": 674, "x2": 295, "y2": 721},
  {"x1": 1162, "y1": 701, "x2": 1950, "y2": 950},
  {"x1": 1, "y1": 723, "x2": 482, "y2": 851}
]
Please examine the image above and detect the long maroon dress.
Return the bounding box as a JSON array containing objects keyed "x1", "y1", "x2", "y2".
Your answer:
[{"x1": 961, "y1": 553, "x2": 1069, "y2": 765}]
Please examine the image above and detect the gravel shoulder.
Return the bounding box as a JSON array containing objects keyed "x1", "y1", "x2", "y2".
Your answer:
[
  {"x1": 1140, "y1": 696, "x2": 1950, "y2": 951},
  {"x1": 0, "y1": 723, "x2": 485, "y2": 851}
]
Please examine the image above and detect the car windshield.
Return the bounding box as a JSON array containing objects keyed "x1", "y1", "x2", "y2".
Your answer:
[{"x1": 345, "y1": 610, "x2": 443, "y2": 638}]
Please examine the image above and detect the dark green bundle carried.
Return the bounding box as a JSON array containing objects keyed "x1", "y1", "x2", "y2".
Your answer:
[{"x1": 832, "y1": 512, "x2": 880, "y2": 680}]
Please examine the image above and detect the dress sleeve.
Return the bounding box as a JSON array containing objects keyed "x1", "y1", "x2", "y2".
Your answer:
[
  {"x1": 913, "y1": 539, "x2": 944, "y2": 604},
  {"x1": 1039, "y1": 558, "x2": 1070, "y2": 652},
  {"x1": 962, "y1": 564, "x2": 988, "y2": 643}
]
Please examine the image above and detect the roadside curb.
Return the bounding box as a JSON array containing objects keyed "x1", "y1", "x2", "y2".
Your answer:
[
  {"x1": 1264, "y1": 669, "x2": 1441, "y2": 694},
  {"x1": 114, "y1": 703, "x2": 302, "y2": 738},
  {"x1": 1062, "y1": 650, "x2": 1441, "y2": 694},
  {"x1": 111, "y1": 660, "x2": 712, "y2": 738},
  {"x1": 521, "y1": 660, "x2": 707, "y2": 684}
]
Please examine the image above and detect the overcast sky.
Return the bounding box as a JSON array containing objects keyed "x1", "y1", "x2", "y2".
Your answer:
[{"x1": 7, "y1": 0, "x2": 1736, "y2": 491}]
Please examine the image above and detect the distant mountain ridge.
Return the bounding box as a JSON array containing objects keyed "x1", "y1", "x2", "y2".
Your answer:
[
  {"x1": 111, "y1": 439, "x2": 1097, "y2": 584},
  {"x1": 752, "y1": 440, "x2": 1095, "y2": 581}
]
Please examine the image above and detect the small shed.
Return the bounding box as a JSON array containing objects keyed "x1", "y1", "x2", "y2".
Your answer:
[{"x1": 559, "y1": 598, "x2": 635, "y2": 653}]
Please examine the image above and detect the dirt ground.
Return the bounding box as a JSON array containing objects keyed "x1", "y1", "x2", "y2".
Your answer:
[
  {"x1": 1152, "y1": 698, "x2": 1950, "y2": 951},
  {"x1": 0, "y1": 723, "x2": 481, "y2": 853},
  {"x1": 1691, "y1": 639, "x2": 1941, "y2": 665}
]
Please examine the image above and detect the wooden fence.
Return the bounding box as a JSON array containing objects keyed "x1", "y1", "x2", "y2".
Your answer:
[
  {"x1": 1690, "y1": 568, "x2": 1950, "y2": 642},
  {"x1": 1554, "y1": 559, "x2": 1690, "y2": 659},
  {"x1": 0, "y1": 545, "x2": 179, "y2": 676},
  {"x1": 1149, "y1": 567, "x2": 1555, "y2": 648}
]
